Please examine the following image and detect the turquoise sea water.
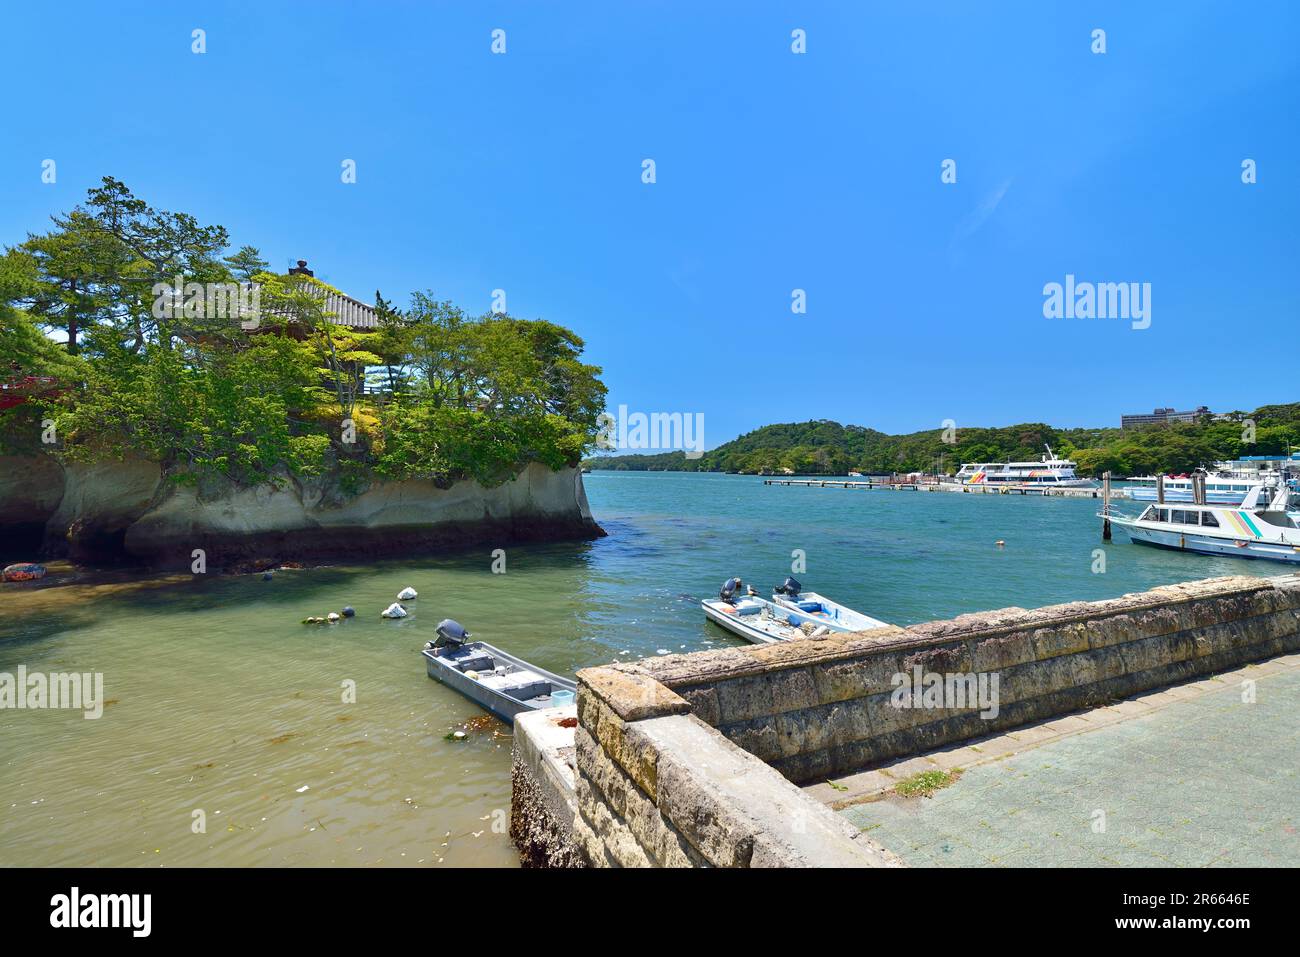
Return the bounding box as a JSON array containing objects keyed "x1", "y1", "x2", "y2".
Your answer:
[{"x1": 0, "y1": 472, "x2": 1277, "y2": 867}]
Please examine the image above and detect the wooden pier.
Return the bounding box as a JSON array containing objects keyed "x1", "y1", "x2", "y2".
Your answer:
[{"x1": 762, "y1": 478, "x2": 1129, "y2": 499}]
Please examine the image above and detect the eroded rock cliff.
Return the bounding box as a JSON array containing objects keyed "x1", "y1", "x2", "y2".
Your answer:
[{"x1": 0, "y1": 455, "x2": 603, "y2": 569}]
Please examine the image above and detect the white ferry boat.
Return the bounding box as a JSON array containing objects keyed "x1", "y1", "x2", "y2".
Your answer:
[
  {"x1": 951, "y1": 446, "x2": 1095, "y2": 489},
  {"x1": 1103, "y1": 483, "x2": 1300, "y2": 564},
  {"x1": 1124, "y1": 473, "x2": 1289, "y2": 505},
  {"x1": 1125, "y1": 457, "x2": 1300, "y2": 506}
]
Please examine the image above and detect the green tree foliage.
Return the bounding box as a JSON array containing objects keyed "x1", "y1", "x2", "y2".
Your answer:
[
  {"x1": 1, "y1": 178, "x2": 607, "y2": 488},
  {"x1": 223, "y1": 245, "x2": 269, "y2": 281}
]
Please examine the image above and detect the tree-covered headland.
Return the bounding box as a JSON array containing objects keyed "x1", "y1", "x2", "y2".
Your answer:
[
  {"x1": 586, "y1": 411, "x2": 1300, "y2": 478},
  {"x1": 1, "y1": 178, "x2": 607, "y2": 490}
]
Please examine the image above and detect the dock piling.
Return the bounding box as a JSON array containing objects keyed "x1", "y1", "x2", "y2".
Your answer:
[{"x1": 1102, "y1": 471, "x2": 1112, "y2": 541}]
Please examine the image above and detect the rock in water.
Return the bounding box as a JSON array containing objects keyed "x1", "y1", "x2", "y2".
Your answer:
[
  {"x1": 3, "y1": 563, "x2": 47, "y2": 582},
  {"x1": 381, "y1": 602, "x2": 408, "y2": 619},
  {"x1": 397, "y1": 586, "x2": 418, "y2": 601}
]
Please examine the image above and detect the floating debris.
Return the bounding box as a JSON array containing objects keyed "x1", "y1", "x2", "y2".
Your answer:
[
  {"x1": 442, "y1": 714, "x2": 506, "y2": 743},
  {"x1": 295, "y1": 785, "x2": 310, "y2": 793},
  {"x1": 2, "y1": 563, "x2": 47, "y2": 582},
  {"x1": 461, "y1": 714, "x2": 504, "y2": 735}
]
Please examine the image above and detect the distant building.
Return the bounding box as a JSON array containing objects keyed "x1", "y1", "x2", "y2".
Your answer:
[{"x1": 1121, "y1": 406, "x2": 1211, "y2": 429}]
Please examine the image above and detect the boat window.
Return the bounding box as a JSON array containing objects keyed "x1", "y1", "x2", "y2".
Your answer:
[
  {"x1": 1139, "y1": 506, "x2": 1157, "y2": 521},
  {"x1": 1201, "y1": 512, "x2": 1219, "y2": 527},
  {"x1": 1157, "y1": 509, "x2": 1170, "y2": 523},
  {"x1": 1171, "y1": 509, "x2": 1188, "y2": 525}
]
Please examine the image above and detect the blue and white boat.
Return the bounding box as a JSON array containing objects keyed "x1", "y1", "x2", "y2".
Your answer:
[
  {"x1": 1125, "y1": 458, "x2": 1300, "y2": 507},
  {"x1": 702, "y1": 578, "x2": 845, "y2": 644},
  {"x1": 1103, "y1": 483, "x2": 1300, "y2": 564},
  {"x1": 1124, "y1": 473, "x2": 1296, "y2": 506},
  {"x1": 769, "y1": 577, "x2": 890, "y2": 631}
]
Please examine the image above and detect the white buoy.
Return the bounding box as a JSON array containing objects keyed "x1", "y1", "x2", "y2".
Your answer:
[
  {"x1": 381, "y1": 602, "x2": 408, "y2": 619},
  {"x1": 397, "y1": 586, "x2": 418, "y2": 601},
  {"x1": 326, "y1": 612, "x2": 341, "y2": 623}
]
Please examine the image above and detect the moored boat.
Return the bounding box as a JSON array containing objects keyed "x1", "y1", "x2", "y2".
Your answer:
[
  {"x1": 1124, "y1": 464, "x2": 1299, "y2": 507},
  {"x1": 949, "y1": 445, "x2": 1096, "y2": 489},
  {"x1": 769, "y1": 577, "x2": 890, "y2": 631},
  {"x1": 702, "y1": 578, "x2": 839, "y2": 644},
  {"x1": 422, "y1": 619, "x2": 576, "y2": 723},
  {"x1": 1103, "y1": 483, "x2": 1300, "y2": 564}
]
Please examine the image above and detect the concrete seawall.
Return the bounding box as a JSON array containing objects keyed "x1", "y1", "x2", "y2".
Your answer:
[{"x1": 512, "y1": 573, "x2": 1300, "y2": 867}]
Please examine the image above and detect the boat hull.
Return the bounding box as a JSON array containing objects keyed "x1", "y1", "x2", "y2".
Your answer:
[
  {"x1": 423, "y1": 642, "x2": 576, "y2": 724},
  {"x1": 1112, "y1": 520, "x2": 1300, "y2": 564}
]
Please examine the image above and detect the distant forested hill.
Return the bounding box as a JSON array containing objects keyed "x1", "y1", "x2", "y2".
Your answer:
[{"x1": 585, "y1": 406, "x2": 1300, "y2": 478}]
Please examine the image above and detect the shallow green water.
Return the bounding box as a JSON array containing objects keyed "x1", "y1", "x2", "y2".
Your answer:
[{"x1": 0, "y1": 473, "x2": 1277, "y2": 867}]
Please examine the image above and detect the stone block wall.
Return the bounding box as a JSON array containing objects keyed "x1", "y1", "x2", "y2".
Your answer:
[
  {"x1": 570, "y1": 668, "x2": 898, "y2": 867},
  {"x1": 569, "y1": 574, "x2": 1300, "y2": 865}
]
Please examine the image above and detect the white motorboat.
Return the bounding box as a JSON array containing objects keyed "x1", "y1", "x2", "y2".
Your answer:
[
  {"x1": 701, "y1": 578, "x2": 841, "y2": 644},
  {"x1": 1103, "y1": 483, "x2": 1300, "y2": 564},
  {"x1": 769, "y1": 577, "x2": 890, "y2": 631}
]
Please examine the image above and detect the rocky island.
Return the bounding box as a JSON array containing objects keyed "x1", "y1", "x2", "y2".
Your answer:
[{"x1": 0, "y1": 179, "x2": 606, "y2": 570}]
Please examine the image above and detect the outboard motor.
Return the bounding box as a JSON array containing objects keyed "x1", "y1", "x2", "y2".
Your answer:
[
  {"x1": 719, "y1": 578, "x2": 743, "y2": 603},
  {"x1": 434, "y1": 618, "x2": 472, "y2": 649},
  {"x1": 775, "y1": 576, "x2": 802, "y2": 597}
]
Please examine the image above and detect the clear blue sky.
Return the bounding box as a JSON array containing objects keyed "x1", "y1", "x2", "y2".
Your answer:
[{"x1": 2, "y1": 2, "x2": 1296, "y2": 447}]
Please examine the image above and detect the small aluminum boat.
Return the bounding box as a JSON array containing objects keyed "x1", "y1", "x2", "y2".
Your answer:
[
  {"x1": 422, "y1": 619, "x2": 576, "y2": 724},
  {"x1": 770, "y1": 577, "x2": 890, "y2": 631},
  {"x1": 701, "y1": 578, "x2": 839, "y2": 645}
]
